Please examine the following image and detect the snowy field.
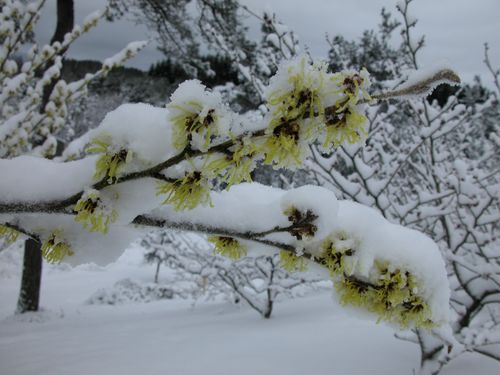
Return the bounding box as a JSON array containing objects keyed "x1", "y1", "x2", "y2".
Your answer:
[{"x1": 0, "y1": 245, "x2": 498, "y2": 375}]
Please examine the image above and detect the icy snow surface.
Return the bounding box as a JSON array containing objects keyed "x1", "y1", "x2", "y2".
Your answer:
[{"x1": 0, "y1": 245, "x2": 497, "y2": 375}]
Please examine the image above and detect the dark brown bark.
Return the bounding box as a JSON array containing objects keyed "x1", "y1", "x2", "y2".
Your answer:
[
  {"x1": 17, "y1": 0, "x2": 75, "y2": 314},
  {"x1": 39, "y1": 0, "x2": 75, "y2": 114},
  {"x1": 51, "y1": 0, "x2": 74, "y2": 46},
  {"x1": 16, "y1": 239, "x2": 43, "y2": 313}
]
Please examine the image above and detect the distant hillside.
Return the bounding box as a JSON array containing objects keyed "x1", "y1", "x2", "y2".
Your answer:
[
  {"x1": 62, "y1": 59, "x2": 179, "y2": 139},
  {"x1": 61, "y1": 58, "x2": 251, "y2": 140}
]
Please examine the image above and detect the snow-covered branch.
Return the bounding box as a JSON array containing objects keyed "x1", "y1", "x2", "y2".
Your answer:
[{"x1": 0, "y1": 54, "x2": 458, "y2": 330}]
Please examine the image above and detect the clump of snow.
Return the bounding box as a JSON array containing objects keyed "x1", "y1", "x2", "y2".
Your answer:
[
  {"x1": 103, "y1": 178, "x2": 164, "y2": 225},
  {"x1": 151, "y1": 182, "x2": 289, "y2": 235},
  {"x1": 87, "y1": 103, "x2": 174, "y2": 167},
  {"x1": 0, "y1": 155, "x2": 96, "y2": 203}
]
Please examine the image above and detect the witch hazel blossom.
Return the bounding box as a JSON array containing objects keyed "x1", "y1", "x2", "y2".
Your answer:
[
  {"x1": 74, "y1": 188, "x2": 118, "y2": 234},
  {"x1": 167, "y1": 80, "x2": 230, "y2": 152},
  {"x1": 41, "y1": 230, "x2": 73, "y2": 264},
  {"x1": 86, "y1": 133, "x2": 133, "y2": 183},
  {"x1": 204, "y1": 139, "x2": 259, "y2": 188},
  {"x1": 156, "y1": 171, "x2": 213, "y2": 211},
  {"x1": 260, "y1": 56, "x2": 371, "y2": 168}
]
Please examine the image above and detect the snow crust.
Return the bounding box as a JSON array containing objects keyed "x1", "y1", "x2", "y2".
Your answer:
[
  {"x1": 0, "y1": 155, "x2": 96, "y2": 202},
  {"x1": 0, "y1": 252, "x2": 494, "y2": 375}
]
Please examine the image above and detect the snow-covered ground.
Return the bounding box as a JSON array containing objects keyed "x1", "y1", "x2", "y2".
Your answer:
[{"x1": 0, "y1": 244, "x2": 498, "y2": 375}]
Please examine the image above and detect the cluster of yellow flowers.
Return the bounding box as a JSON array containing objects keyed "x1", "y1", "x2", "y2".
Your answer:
[
  {"x1": 87, "y1": 135, "x2": 133, "y2": 183},
  {"x1": 41, "y1": 231, "x2": 73, "y2": 264},
  {"x1": 206, "y1": 138, "x2": 258, "y2": 189},
  {"x1": 262, "y1": 57, "x2": 371, "y2": 168},
  {"x1": 170, "y1": 104, "x2": 219, "y2": 152},
  {"x1": 322, "y1": 70, "x2": 371, "y2": 147},
  {"x1": 263, "y1": 59, "x2": 328, "y2": 168},
  {"x1": 154, "y1": 59, "x2": 370, "y2": 210},
  {"x1": 317, "y1": 233, "x2": 434, "y2": 329},
  {"x1": 209, "y1": 236, "x2": 248, "y2": 260},
  {"x1": 279, "y1": 250, "x2": 307, "y2": 272},
  {"x1": 167, "y1": 80, "x2": 229, "y2": 152},
  {"x1": 157, "y1": 171, "x2": 212, "y2": 211},
  {"x1": 0, "y1": 224, "x2": 19, "y2": 244},
  {"x1": 74, "y1": 190, "x2": 117, "y2": 234}
]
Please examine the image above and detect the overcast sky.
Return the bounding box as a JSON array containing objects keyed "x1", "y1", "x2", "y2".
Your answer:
[{"x1": 34, "y1": 0, "x2": 500, "y2": 85}]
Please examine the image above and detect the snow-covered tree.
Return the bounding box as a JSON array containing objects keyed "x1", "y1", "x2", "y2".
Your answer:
[
  {"x1": 0, "y1": 0, "x2": 146, "y2": 312},
  {"x1": 0, "y1": 2, "x2": 472, "y2": 374},
  {"x1": 308, "y1": 1, "x2": 500, "y2": 373},
  {"x1": 108, "y1": 0, "x2": 298, "y2": 106},
  {"x1": 141, "y1": 229, "x2": 321, "y2": 318}
]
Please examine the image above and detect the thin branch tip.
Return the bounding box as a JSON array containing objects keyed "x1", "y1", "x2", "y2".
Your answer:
[{"x1": 372, "y1": 68, "x2": 461, "y2": 102}]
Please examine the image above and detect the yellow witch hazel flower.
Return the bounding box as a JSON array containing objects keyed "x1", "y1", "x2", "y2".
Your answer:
[
  {"x1": 336, "y1": 262, "x2": 434, "y2": 329},
  {"x1": 86, "y1": 134, "x2": 133, "y2": 183},
  {"x1": 319, "y1": 231, "x2": 356, "y2": 276},
  {"x1": 41, "y1": 231, "x2": 74, "y2": 263},
  {"x1": 157, "y1": 170, "x2": 212, "y2": 211},
  {"x1": 209, "y1": 236, "x2": 247, "y2": 260},
  {"x1": 322, "y1": 107, "x2": 368, "y2": 147},
  {"x1": 0, "y1": 224, "x2": 20, "y2": 244},
  {"x1": 322, "y1": 69, "x2": 371, "y2": 149},
  {"x1": 317, "y1": 231, "x2": 434, "y2": 328},
  {"x1": 261, "y1": 121, "x2": 309, "y2": 169},
  {"x1": 167, "y1": 80, "x2": 228, "y2": 152},
  {"x1": 266, "y1": 56, "x2": 329, "y2": 134},
  {"x1": 332, "y1": 68, "x2": 372, "y2": 105},
  {"x1": 74, "y1": 189, "x2": 118, "y2": 234},
  {"x1": 279, "y1": 250, "x2": 307, "y2": 272},
  {"x1": 263, "y1": 57, "x2": 330, "y2": 168},
  {"x1": 206, "y1": 138, "x2": 259, "y2": 189}
]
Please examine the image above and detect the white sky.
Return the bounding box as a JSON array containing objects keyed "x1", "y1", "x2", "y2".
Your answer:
[{"x1": 34, "y1": 0, "x2": 500, "y2": 85}]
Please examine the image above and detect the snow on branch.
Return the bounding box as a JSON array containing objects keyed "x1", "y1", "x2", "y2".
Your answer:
[
  {"x1": 0, "y1": 54, "x2": 460, "y2": 329},
  {"x1": 0, "y1": 0, "x2": 147, "y2": 158},
  {"x1": 372, "y1": 67, "x2": 460, "y2": 101}
]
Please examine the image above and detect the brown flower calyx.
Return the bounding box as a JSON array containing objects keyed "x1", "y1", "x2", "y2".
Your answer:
[
  {"x1": 287, "y1": 207, "x2": 318, "y2": 240},
  {"x1": 273, "y1": 121, "x2": 300, "y2": 142},
  {"x1": 324, "y1": 103, "x2": 350, "y2": 128},
  {"x1": 343, "y1": 74, "x2": 364, "y2": 94}
]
